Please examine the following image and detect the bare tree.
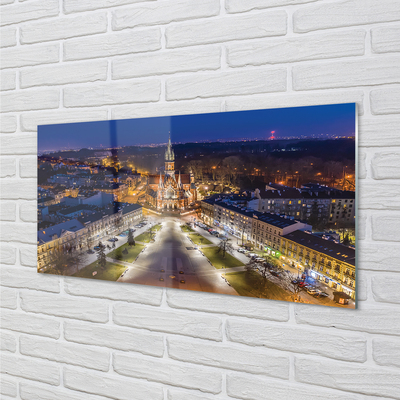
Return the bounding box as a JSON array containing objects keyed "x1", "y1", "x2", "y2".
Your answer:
[
  {"x1": 280, "y1": 270, "x2": 301, "y2": 302},
  {"x1": 217, "y1": 238, "x2": 234, "y2": 258},
  {"x1": 47, "y1": 248, "x2": 88, "y2": 275}
]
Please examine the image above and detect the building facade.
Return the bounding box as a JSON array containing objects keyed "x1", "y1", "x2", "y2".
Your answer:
[{"x1": 281, "y1": 230, "x2": 356, "y2": 299}]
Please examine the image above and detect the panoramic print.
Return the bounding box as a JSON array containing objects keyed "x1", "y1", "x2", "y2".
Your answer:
[{"x1": 37, "y1": 104, "x2": 357, "y2": 308}]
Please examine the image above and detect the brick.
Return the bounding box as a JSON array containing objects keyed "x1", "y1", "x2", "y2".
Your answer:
[
  {"x1": 295, "y1": 302, "x2": 400, "y2": 335},
  {"x1": 64, "y1": 28, "x2": 161, "y2": 61},
  {"x1": 373, "y1": 337, "x2": 400, "y2": 368},
  {"x1": 166, "y1": 10, "x2": 287, "y2": 48},
  {"x1": 167, "y1": 389, "x2": 221, "y2": 400},
  {"x1": 20, "y1": 335, "x2": 110, "y2": 371},
  {"x1": 19, "y1": 157, "x2": 36, "y2": 178},
  {"x1": 167, "y1": 290, "x2": 289, "y2": 321},
  {"x1": 225, "y1": 90, "x2": 364, "y2": 115},
  {"x1": 1, "y1": 69, "x2": 16, "y2": 90},
  {"x1": 0, "y1": 157, "x2": 16, "y2": 177},
  {"x1": 227, "y1": 0, "x2": 316, "y2": 13},
  {"x1": 0, "y1": 115, "x2": 17, "y2": 133},
  {"x1": 372, "y1": 213, "x2": 400, "y2": 241},
  {"x1": 20, "y1": 60, "x2": 108, "y2": 89},
  {"x1": 371, "y1": 24, "x2": 400, "y2": 53},
  {"x1": 372, "y1": 274, "x2": 400, "y2": 304},
  {"x1": 112, "y1": 0, "x2": 219, "y2": 30},
  {"x1": 64, "y1": 80, "x2": 160, "y2": 107},
  {"x1": 1, "y1": 88, "x2": 59, "y2": 113},
  {"x1": 371, "y1": 152, "x2": 400, "y2": 179},
  {"x1": 65, "y1": 278, "x2": 163, "y2": 305},
  {"x1": 64, "y1": 320, "x2": 164, "y2": 357},
  {"x1": 19, "y1": 201, "x2": 36, "y2": 223},
  {"x1": 358, "y1": 242, "x2": 400, "y2": 272},
  {"x1": 293, "y1": 56, "x2": 400, "y2": 91},
  {"x1": 64, "y1": 367, "x2": 164, "y2": 400},
  {"x1": 359, "y1": 116, "x2": 400, "y2": 147},
  {"x1": 295, "y1": 356, "x2": 400, "y2": 399},
  {"x1": 293, "y1": 0, "x2": 400, "y2": 33},
  {"x1": 370, "y1": 86, "x2": 400, "y2": 115},
  {"x1": 226, "y1": 372, "x2": 361, "y2": 400},
  {"x1": 0, "y1": 26, "x2": 16, "y2": 48},
  {"x1": 0, "y1": 331, "x2": 16, "y2": 352},
  {"x1": 0, "y1": 377, "x2": 17, "y2": 398},
  {"x1": 20, "y1": 382, "x2": 114, "y2": 400},
  {"x1": 359, "y1": 182, "x2": 400, "y2": 209},
  {"x1": 0, "y1": 222, "x2": 36, "y2": 243},
  {"x1": 112, "y1": 46, "x2": 221, "y2": 79},
  {"x1": 0, "y1": 181, "x2": 36, "y2": 200},
  {"x1": 20, "y1": 291, "x2": 109, "y2": 323},
  {"x1": 228, "y1": 30, "x2": 365, "y2": 67},
  {"x1": 113, "y1": 303, "x2": 222, "y2": 341},
  {"x1": 357, "y1": 274, "x2": 368, "y2": 302},
  {"x1": 1, "y1": 309, "x2": 60, "y2": 338},
  {"x1": 64, "y1": 0, "x2": 157, "y2": 14},
  {"x1": 358, "y1": 211, "x2": 367, "y2": 240},
  {"x1": 1, "y1": 353, "x2": 60, "y2": 385},
  {"x1": 167, "y1": 336, "x2": 290, "y2": 378},
  {"x1": 1, "y1": 42, "x2": 59, "y2": 69},
  {"x1": 0, "y1": 201, "x2": 16, "y2": 221},
  {"x1": 0, "y1": 287, "x2": 17, "y2": 309},
  {"x1": 21, "y1": 109, "x2": 108, "y2": 132},
  {"x1": 358, "y1": 151, "x2": 367, "y2": 179},
  {"x1": 1, "y1": 266, "x2": 60, "y2": 292},
  {"x1": 20, "y1": 245, "x2": 37, "y2": 267},
  {"x1": 20, "y1": 12, "x2": 107, "y2": 44},
  {"x1": 1, "y1": 0, "x2": 59, "y2": 27},
  {"x1": 226, "y1": 319, "x2": 367, "y2": 362},
  {"x1": 111, "y1": 99, "x2": 222, "y2": 120},
  {"x1": 167, "y1": 69, "x2": 286, "y2": 100},
  {"x1": 113, "y1": 353, "x2": 223, "y2": 394}
]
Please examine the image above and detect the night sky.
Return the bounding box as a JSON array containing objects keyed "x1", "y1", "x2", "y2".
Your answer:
[{"x1": 38, "y1": 103, "x2": 356, "y2": 153}]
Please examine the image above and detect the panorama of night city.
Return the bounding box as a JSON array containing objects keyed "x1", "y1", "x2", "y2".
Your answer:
[{"x1": 37, "y1": 103, "x2": 357, "y2": 308}]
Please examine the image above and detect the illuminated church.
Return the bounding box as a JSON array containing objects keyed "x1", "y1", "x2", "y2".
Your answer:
[{"x1": 146, "y1": 135, "x2": 197, "y2": 210}]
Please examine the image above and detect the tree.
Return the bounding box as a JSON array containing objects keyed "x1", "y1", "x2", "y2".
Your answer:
[
  {"x1": 245, "y1": 259, "x2": 270, "y2": 298},
  {"x1": 217, "y1": 238, "x2": 234, "y2": 258},
  {"x1": 127, "y1": 229, "x2": 135, "y2": 246},
  {"x1": 47, "y1": 248, "x2": 88, "y2": 276},
  {"x1": 96, "y1": 241, "x2": 107, "y2": 270},
  {"x1": 280, "y1": 271, "x2": 302, "y2": 302}
]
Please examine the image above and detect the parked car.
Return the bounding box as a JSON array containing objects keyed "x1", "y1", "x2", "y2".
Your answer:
[
  {"x1": 313, "y1": 291, "x2": 329, "y2": 298},
  {"x1": 93, "y1": 246, "x2": 100, "y2": 251},
  {"x1": 306, "y1": 287, "x2": 319, "y2": 295},
  {"x1": 237, "y1": 248, "x2": 246, "y2": 253},
  {"x1": 298, "y1": 281, "x2": 308, "y2": 288},
  {"x1": 291, "y1": 279, "x2": 300, "y2": 284},
  {"x1": 87, "y1": 249, "x2": 94, "y2": 254},
  {"x1": 270, "y1": 270, "x2": 282, "y2": 278}
]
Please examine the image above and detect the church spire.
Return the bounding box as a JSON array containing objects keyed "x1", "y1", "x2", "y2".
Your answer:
[
  {"x1": 158, "y1": 170, "x2": 163, "y2": 188},
  {"x1": 165, "y1": 132, "x2": 175, "y2": 162},
  {"x1": 178, "y1": 170, "x2": 182, "y2": 188}
]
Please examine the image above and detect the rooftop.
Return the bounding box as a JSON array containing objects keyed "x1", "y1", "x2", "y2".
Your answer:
[
  {"x1": 38, "y1": 219, "x2": 85, "y2": 244},
  {"x1": 282, "y1": 230, "x2": 355, "y2": 266}
]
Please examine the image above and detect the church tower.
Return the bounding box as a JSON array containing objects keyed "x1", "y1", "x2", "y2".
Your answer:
[{"x1": 164, "y1": 133, "x2": 175, "y2": 177}]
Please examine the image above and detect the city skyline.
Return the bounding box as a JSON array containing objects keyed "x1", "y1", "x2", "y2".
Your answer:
[{"x1": 38, "y1": 103, "x2": 356, "y2": 152}]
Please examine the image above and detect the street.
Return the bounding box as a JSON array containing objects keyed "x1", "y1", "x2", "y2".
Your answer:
[{"x1": 117, "y1": 217, "x2": 238, "y2": 295}]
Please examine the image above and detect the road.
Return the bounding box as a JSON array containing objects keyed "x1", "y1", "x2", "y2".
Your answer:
[{"x1": 117, "y1": 218, "x2": 238, "y2": 295}]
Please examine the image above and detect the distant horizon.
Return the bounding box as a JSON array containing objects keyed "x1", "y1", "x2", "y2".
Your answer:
[
  {"x1": 39, "y1": 135, "x2": 355, "y2": 155},
  {"x1": 38, "y1": 103, "x2": 356, "y2": 153}
]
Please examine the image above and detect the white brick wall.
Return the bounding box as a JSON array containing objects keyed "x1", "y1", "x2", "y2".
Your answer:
[{"x1": 1, "y1": 0, "x2": 399, "y2": 399}]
